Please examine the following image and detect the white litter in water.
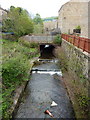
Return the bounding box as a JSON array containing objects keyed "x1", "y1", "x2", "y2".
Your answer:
[
  {"x1": 45, "y1": 45, "x2": 49, "y2": 48},
  {"x1": 51, "y1": 101, "x2": 58, "y2": 107},
  {"x1": 37, "y1": 59, "x2": 40, "y2": 61},
  {"x1": 54, "y1": 59, "x2": 59, "y2": 63}
]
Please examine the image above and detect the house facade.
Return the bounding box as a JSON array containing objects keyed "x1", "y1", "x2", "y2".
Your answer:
[
  {"x1": 0, "y1": 7, "x2": 8, "y2": 29},
  {"x1": 58, "y1": 0, "x2": 90, "y2": 38},
  {"x1": 43, "y1": 20, "x2": 58, "y2": 32}
]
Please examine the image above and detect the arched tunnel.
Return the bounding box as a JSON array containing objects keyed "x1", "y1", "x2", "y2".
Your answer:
[{"x1": 39, "y1": 44, "x2": 56, "y2": 59}]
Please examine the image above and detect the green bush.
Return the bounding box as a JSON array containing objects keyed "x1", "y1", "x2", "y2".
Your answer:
[
  {"x1": 29, "y1": 42, "x2": 38, "y2": 48},
  {"x1": 2, "y1": 55, "x2": 30, "y2": 88},
  {"x1": 19, "y1": 39, "x2": 38, "y2": 48},
  {"x1": 53, "y1": 35, "x2": 62, "y2": 45},
  {"x1": 2, "y1": 54, "x2": 30, "y2": 119},
  {"x1": 19, "y1": 39, "x2": 31, "y2": 48},
  {"x1": 2, "y1": 38, "x2": 39, "y2": 119},
  {"x1": 75, "y1": 25, "x2": 81, "y2": 30}
]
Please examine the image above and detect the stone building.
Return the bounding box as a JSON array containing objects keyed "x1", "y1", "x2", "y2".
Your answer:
[
  {"x1": 0, "y1": 7, "x2": 8, "y2": 29},
  {"x1": 43, "y1": 20, "x2": 58, "y2": 32},
  {"x1": 58, "y1": 0, "x2": 90, "y2": 38},
  {"x1": 43, "y1": 19, "x2": 62, "y2": 35}
]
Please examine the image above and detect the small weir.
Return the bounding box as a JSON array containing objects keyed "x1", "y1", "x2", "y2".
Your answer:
[
  {"x1": 15, "y1": 58, "x2": 75, "y2": 118},
  {"x1": 32, "y1": 69, "x2": 62, "y2": 76}
]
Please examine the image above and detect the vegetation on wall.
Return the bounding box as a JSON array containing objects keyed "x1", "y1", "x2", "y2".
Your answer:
[
  {"x1": 2, "y1": 39, "x2": 39, "y2": 119},
  {"x1": 73, "y1": 25, "x2": 81, "y2": 34},
  {"x1": 75, "y1": 25, "x2": 81, "y2": 30},
  {"x1": 55, "y1": 46, "x2": 89, "y2": 118},
  {"x1": 53, "y1": 35, "x2": 62, "y2": 45}
]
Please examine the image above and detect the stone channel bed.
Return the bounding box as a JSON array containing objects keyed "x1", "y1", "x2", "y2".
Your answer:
[{"x1": 14, "y1": 59, "x2": 75, "y2": 118}]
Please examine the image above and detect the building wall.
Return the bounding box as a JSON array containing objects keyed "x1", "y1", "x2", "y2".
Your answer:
[
  {"x1": 43, "y1": 20, "x2": 58, "y2": 32},
  {"x1": 58, "y1": 0, "x2": 89, "y2": 38},
  {"x1": 88, "y1": 1, "x2": 90, "y2": 39},
  {"x1": 0, "y1": 8, "x2": 7, "y2": 22},
  {"x1": 0, "y1": 9, "x2": 2, "y2": 23}
]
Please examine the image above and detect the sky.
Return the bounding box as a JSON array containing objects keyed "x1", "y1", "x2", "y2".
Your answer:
[{"x1": 0, "y1": 0, "x2": 70, "y2": 18}]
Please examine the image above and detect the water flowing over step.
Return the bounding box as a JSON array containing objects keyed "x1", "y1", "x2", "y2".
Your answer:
[
  {"x1": 15, "y1": 59, "x2": 75, "y2": 119},
  {"x1": 31, "y1": 69, "x2": 62, "y2": 76}
]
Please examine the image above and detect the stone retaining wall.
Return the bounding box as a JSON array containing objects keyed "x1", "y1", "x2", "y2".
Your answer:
[
  {"x1": 62, "y1": 39, "x2": 90, "y2": 79},
  {"x1": 54, "y1": 38, "x2": 89, "y2": 118}
]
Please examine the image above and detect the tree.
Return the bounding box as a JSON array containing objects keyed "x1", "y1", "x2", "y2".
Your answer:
[
  {"x1": 33, "y1": 24, "x2": 43, "y2": 34},
  {"x1": 33, "y1": 13, "x2": 43, "y2": 34},
  {"x1": 33, "y1": 13, "x2": 43, "y2": 25},
  {"x1": 10, "y1": 6, "x2": 15, "y2": 11},
  {"x1": 2, "y1": 6, "x2": 34, "y2": 37}
]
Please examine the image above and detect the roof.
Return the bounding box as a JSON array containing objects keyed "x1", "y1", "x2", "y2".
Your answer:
[
  {"x1": 58, "y1": 0, "x2": 89, "y2": 13},
  {"x1": 0, "y1": 7, "x2": 8, "y2": 13},
  {"x1": 58, "y1": 2, "x2": 69, "y2": 13}
]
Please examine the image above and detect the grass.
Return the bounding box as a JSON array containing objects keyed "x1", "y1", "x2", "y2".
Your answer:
[
  {"x1": 2, "y1": 39, "x2": 39, "y2": 119},
  {"x1": 53, "y1": 35, "x2": 62, "y2": 45}
]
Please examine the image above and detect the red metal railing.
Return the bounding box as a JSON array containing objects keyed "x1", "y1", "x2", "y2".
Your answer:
[{"x1": 61, "y1": 34, "x2": 90, "y2": 53}]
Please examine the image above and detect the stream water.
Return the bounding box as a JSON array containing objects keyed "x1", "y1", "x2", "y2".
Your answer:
[{"x1": 15, "y1": 59, "x2": 75, "y2": 119}]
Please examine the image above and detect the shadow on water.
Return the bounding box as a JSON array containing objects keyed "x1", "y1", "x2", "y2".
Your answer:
[{"x1": 14, "y1": 57, "x2": 76, "y2": 119}]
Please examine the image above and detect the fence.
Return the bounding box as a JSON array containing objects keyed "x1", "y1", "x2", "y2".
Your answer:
[{"x1": 61, "y1": 34, "x2": 90, "y2": 53}]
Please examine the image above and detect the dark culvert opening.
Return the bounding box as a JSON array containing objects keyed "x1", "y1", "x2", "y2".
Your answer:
[{"x1": 39, "y1": 44, "x2": 55, "y2": 59}]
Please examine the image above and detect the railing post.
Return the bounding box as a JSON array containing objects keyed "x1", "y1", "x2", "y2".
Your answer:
[
  {"x1": 73, "y1": 36, "x2": 75, "y2": 45},
  {"x1": 78, "y1": 37, "x2": 80, "y2": 48},
  {"x1": 88, "y1": 40, "x2": 90, "y2": 53},
  {"x1": 67, "y1": 35, "x2": 69, "y2": 42},
  {"x1": 65, "y1": 34, "x2": 66, "y2": 40},
  {"x1": 83, "y1": 39, "x2": 86, "y2": 52},
  {"x1": 67, "y1": 35, "x2": 68, "y2": 42}
]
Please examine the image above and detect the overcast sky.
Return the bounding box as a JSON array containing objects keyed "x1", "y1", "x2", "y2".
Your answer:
[{"x1": 0, "y1": 0, "x2": 70, "y2": 18}]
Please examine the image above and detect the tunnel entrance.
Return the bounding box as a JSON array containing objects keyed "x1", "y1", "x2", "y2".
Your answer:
[{"x1": 39, "y1": 44, "x2": 55, "y2": 59}]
